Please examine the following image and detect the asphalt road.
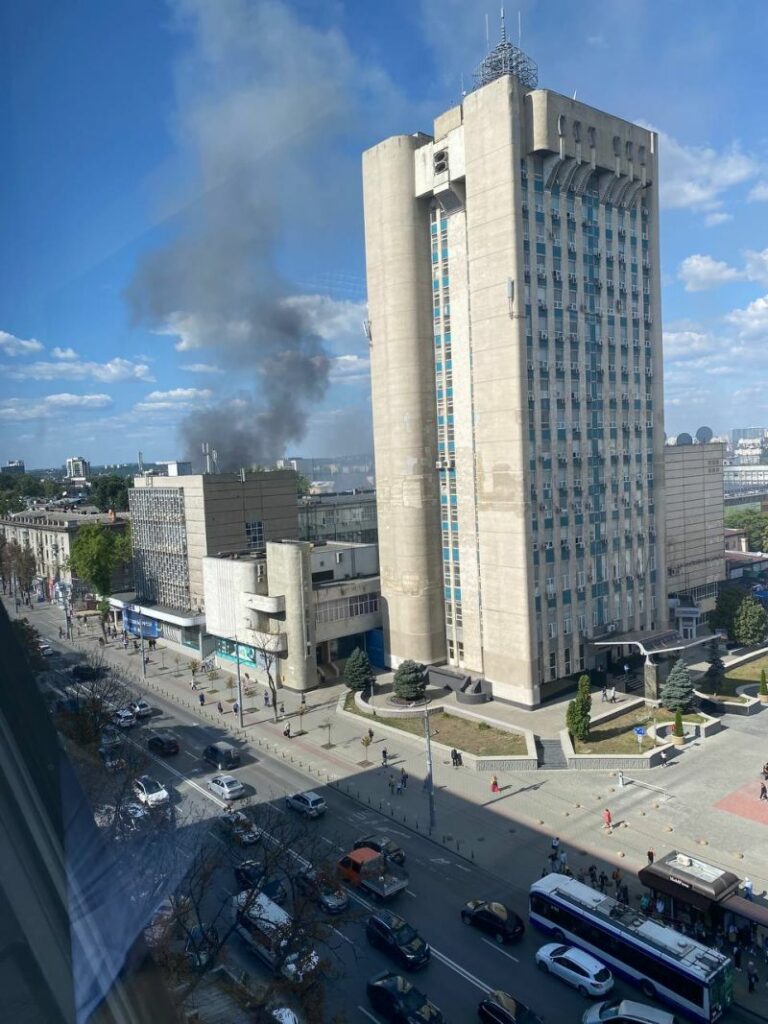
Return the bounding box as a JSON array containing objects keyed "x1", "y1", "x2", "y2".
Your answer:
[{"x1": 24, "y1": 614, "x2": 709, "y2": 1024}]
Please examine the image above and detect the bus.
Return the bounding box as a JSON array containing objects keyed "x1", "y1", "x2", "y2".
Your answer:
[{"x1": 529, "y1": 875, "x2": 732, "y2": 1023}]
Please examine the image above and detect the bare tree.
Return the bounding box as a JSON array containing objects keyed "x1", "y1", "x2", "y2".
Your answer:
[
  {"x1": 54, "y1": 654, "x2": 132, "y2": 746},
  {"x1": 250, "y1": 634, "x2": 283, "y2": 723}
]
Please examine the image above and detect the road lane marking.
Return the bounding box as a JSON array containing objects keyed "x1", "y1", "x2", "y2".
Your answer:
[
  {"x1": 480, "y1": 937, "x2": 519, "y2": 962},
  {"x1": 405, "y1": 889, "x2": 417, "y2": 897},
  {"x1": 320, "y1": 836, "x2": 333, "y2": 845},
  {"x1": 358, "y1": 1008, "x2": 380, "y2": 1023},
  {"x1": 430, "y1": 947, "x2": 492, "y2": 993},
  {"x1": 332, "y1": 927, "x2": 353, "y2": 946},
  {"x1": 454, "y1": 864, "x2": 471, "y2": 873}
]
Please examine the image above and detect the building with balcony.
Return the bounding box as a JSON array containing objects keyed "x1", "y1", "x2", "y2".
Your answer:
[{"x1": 363, "y1": 29, "x2": 665, "y2": 705}]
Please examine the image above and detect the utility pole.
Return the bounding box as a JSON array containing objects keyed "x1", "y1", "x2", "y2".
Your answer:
[
  {"x1": 234, "y1": 631, "x2": 244, "y2": 729},
  {"x1": 423, "y1": 701, "x2": 436, "y2": 834},
  {"x1": 140, "y1": 622, "x2": 146, "y2": 681}
]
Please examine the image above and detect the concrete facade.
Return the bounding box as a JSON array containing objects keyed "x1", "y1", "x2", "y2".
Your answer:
[
  {"x1": 665, "y1": 441, "x2": 725, "y2": 621},
  {"x1": 364, "y1": 62, "x2": 666, "y2": 706},
  {"x1": 299, "y1": 490, "x2": 378, "y2": 545}
]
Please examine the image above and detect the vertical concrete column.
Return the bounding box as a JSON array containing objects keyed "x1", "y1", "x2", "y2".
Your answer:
[
  {"x1": 363, "y1": 136, "x2": 446, "y2": 666},
  {"x1": 266, "y1": 541, "x2": 317, "y2": 692}
]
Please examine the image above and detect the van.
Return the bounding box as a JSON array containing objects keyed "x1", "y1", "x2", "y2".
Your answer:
[
  {"x1": 232, "y1": 890, "x2": 319, "y2": 980},
  {"x1": 203, "y1": 742, "x2": 240, "y2": 770}
]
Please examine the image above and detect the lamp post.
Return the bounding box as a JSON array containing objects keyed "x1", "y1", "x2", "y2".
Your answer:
[
  {"x1": 234, "y1": 633, "x2": 244, "y2": 730},
  {"x1": 423, "y1": 699, "x2": 436, "y2": 834}
]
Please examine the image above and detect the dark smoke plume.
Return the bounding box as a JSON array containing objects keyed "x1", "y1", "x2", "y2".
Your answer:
[{"x1": 125, "y1": 0, "x2": 379, "y2": 470}]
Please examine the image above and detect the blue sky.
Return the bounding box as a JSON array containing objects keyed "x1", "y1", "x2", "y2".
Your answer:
[{"x1": 2, "y1": 0, "x2": 768, "y2": 470}]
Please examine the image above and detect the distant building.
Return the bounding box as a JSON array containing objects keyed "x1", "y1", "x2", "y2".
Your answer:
[
  {"x1": 0, "y1": 507, "x2": 132, "y2": 602},
  {"x1": 729, "y1": 427, "x2": 767, "y2": 444},
  {"x1": 1, "y1": 459, "x2": 25, "y2": 475},
  {"x1": 154, "y1": 460, "x2": 193, "y2": 477},
  {"x1": 664, "y1": 441, "x2": 726, "y2": 638},
  {"x1": 299, "y1": 490, "x2": 378, "y2": 545},
  {"x1": 723, "y1": 464, "x2": 768, "y2": 495},
  {"x1": 203, "y1": 540, "x2": 381, "y2": 691},
  {"x1": 65, "y1": 456, "x2": 91, "y2": 482}
]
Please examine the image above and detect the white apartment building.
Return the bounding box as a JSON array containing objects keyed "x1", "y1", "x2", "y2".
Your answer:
[
  {"x1": 65, "y1": 456, "x2": 91, "y2": 482},
  {"x1": 363, "y1": 32, "x2": 666, "y2": 705}
]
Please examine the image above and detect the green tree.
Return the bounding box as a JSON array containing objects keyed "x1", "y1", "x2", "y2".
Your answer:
[
  {"x1": 393, "y1": 659, "x2": 426, "y2": 702},
  {"x1": 566, "y1": 674, "x2": 592, "y2": 742},
  {"x1": 760, "y1": 668, "x2": 768, "y2": 698},
  {"x1": 15, "y1": 544, "x2": 37, "y2": 596},
  {"x1": 732, "y1": 595, "x2": 768, "y2": 647},
  {"x1": 343, "y1": 647, "x2": 373, "y2": 692},
  {"x1": 673, "y1": 708, "x2": 684, "y2": 738},
  {"x1": 67, "y1": 523, "x2": 132, "y2": 638},
  {"x1": 703, "y1": 636, "x2": 726, "y2": 693},
  {"x1": 724, "y1": 508, "x2": 768, "y2": 551},
  {"x1": 660, "y1": 657, "x2": 695, "y2": 713},
  {"x1": 707, "y1": 586, "x2": 743, "y2": 637},
  {"x1": 296, "y1": 473, "x2": 311, "y2": 496},
  {"x1": 90, "y1": 474, "x2": 129, "y2": 513}
]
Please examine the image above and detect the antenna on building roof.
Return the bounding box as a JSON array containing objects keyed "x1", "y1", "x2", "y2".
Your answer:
[
  {"x1": 485, "y1": 13, "x2": 490, "y2": 50},
  {"x1": 211, "y1": 448, "x2": 219, "y2": 473},
  {"x1": 573, "y1": 89, "x2": 578, "y2": 100},
  {"x1": 137, "y1": 450, "x2": 144, "y2": 474},
  {"x1": 500, "y1": 7, "x2": 506, "y2": 42}
]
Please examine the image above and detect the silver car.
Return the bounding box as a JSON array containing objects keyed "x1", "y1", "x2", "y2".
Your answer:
[
  {"x1": 208, "y1": 774, "x2": 245, "y2": 801},
  {"x1": 286, "y1": 791, "x2": 326, "y2": 818}
]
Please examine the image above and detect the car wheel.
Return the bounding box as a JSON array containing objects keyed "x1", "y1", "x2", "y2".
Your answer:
[
  {"x1": 577, "y1": 985, "x2": 588, "y2": 997},
  {"x1": 640, "y1": 980, "x2": 655, "y2": 999},
  {"x1": 537, "y1": 959, "x2": 549, "y2": 973}
]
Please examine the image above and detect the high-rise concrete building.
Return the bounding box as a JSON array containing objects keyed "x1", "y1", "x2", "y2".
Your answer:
[
  {"x1": 65, "y1": 456, "x2": 90, "y2": 482},
  {"x1": 363, "y1": 32, "x2": 666, "y2": 705}
]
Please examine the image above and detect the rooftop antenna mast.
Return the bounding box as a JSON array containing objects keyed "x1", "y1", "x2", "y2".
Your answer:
[
  {"x1": 211, "y1": 448, "x2": 219, "y2": 474},
  {"x1": 500, "y1": 6, "x2": 506, "y2": 42},
  {"x1": 202, "y1": 442, "x2": 211, "y2": 474},
  {"x1": 137, "y1": 450, "x2": 144, "y2": 475}
]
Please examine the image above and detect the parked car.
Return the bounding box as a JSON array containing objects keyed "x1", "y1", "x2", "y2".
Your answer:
[
  {"x1": 233, "y1": 861, "x2": 289, "y2": 905},
  {"x1": 366, "y1": 911, "x2": 430, "y2": 969},
  {"x1": 202, "y1": 741, "x2": 240, "y2": 770},
  {"x1": 582, "y1": 1000, "x2": 678, "y2": 1024},
  {"x1": 128, "y1": 699, "x2": 152, "y2": 719},
  {"x1": 99, "y1": 726, "x2": 122, "y2": 749},
  {"x1": 535, "y1": 943, "x2": 613, "y2": 997},
  {"x1": 208, "y1": 774, "x2": 245, "y2": 801},
  {"x1": 366, "y1": 971, "x2": 445, "y2": 1023},
  {"x1": 99, "y1": 747, "x2": 126, "y2": 773},
  {"x1": 147, "y1": 732, "x2": 179, "y2": 756},
  {"x1": 478, "y1": 990, "x2": 545, "y2": 1024},
  {"x1": 220, "y1": 810, "x2": 261, "y2": 846},
  {"x1": 294, "y1": 865, "x2": 349, "y2": 915},
  {"x1": 115, "y1": 802, "x2": 152, "y2": 837},
  {"x1": 354, "y1": 834, "x2": 406, "y2": 865},
  {"x1": 133, "y1": 775, "x2": 170, "y2": 808},
  {"x1": 286, "y1": 792, "x2": 326, "y2": 818},
  {"x1": 461, "y1": 900, "x2": 525, "y2": 943},
  {"x1": 113, "y1": 708, "x2": 137, "y2": 729},
  {"x1": 39, "y1": 642, "x2": 55, "y2": 657},
  {"x1": 72, "y1": 663, "x2": 104, "y2": 681},
  {"x1": 184, "y1": 925, "x2": 219, "y2": 970}
]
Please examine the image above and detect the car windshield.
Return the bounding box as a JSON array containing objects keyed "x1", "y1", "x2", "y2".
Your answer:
[
  {"x1": 488, "y1": 902, "x2": 509, "y2": 920},
  {"x1": 594, "y1": 967, "x2": 611, "y2": 982},
  {"x1": 393, "y1": 923, "x2": 417, "y2": 944},
  {"x1": 597, "y1": 1004, "x2": 620, "y2": 1020},
  {"x1": 143, "y1": 779, "x2": 162, "y2": 794},
  {"x1": 551, "y1": 944, "x2": 569, "y2": 956}
]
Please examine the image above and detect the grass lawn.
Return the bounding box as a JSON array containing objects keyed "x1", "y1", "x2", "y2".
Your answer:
[
  {"x1": 343, "y1": 692, "x2": 527, "y2": 757},
  {"x1": 723, "y1": 655, "x2": 768, "y2": 700},
  {"x1": 572, "y1": 704, "x2": 706, "y2": 755},
  {"x1": 696, "y1": 675, "x2": 751, "y2": 703}
]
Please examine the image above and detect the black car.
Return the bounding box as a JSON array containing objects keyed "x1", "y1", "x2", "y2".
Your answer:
[
  {"x1": 234, "y1": 861, "x2": 288, "y2": 905},
  {"x1": 478, "y1": 990, "x2": 544, "y2": 1024},
  {"x1": 366, "y1": 971, "x2": 445, "y2": 1024},
  {"x1": 461, "y1": 900, "x2": 525, "y2": 944},
  {"x1": 366, "y1": 912, "x2": 430, "y2": 970},
  {"x1": 148, "y1": 733, "x2": 180, "y2": 756},
  {"x1": 71, "y1": 663, "x2": 104, "y2": 681},
  {"x1": 354, "y1": 834, "x2": 406, "y2": 866}
]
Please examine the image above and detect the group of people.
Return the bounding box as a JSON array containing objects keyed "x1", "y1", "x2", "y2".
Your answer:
[
  {"x1": 387, "y1": 767, "x2": 408, "y2": 796},
  {"x1": 600, "y1": 684, "x2": 619, "y2": 703}
]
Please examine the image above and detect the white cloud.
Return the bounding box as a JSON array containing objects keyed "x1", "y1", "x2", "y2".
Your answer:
[
  {"x1": 8, "y1": 357, "x2": 155, "y2": 383},
  {"x1": 663, "y1": 330, "x2": 717, "y2": 359},
  {"x1": 748, "y1": 182, "x2": 768, "y2": 202},
  {"x1": 180, "y1": 362, "x2": 225, "y2": 374},
  {"x1": 51, "y1": 346, "x2": 78, "y2": 360},
  {"x1": 655, "y1": 129, "x2": 760, "y2": 212},
  {"x1": 0, "y1": 330, "x2": 44, "y2": 357},
  {"x1": 155, "y1": 311, "x2": 251, "y2": 352},
  {"x1": 134, "y1": 387, "x2": 213, "y2": 413},
  {"x1": 726, "y1": 295, "x2": 768, "y2": 335},
  {"x1": 744, "y1": 248, "x2": 768, "y2": 286},
  {"x1": 0, "y1": 393, "x2": 112, "y2": 421},
  {"x1": 329, "y1": 353, "x2": 370, "y2": 382},
  {"x1": 704, "y1": 212, "x2": 732, "y2": 227},
  {"x1": 677, "y1": 254, "x2": 742, "y2": 291}
]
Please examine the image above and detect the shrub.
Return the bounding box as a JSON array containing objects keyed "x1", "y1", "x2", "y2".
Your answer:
[
  {"x1": 343, "y1": 647, "x2": 374, "y2": 692},
  {"x1": 673, "y1": 708, "x2": 684, "y2": 738},
  {"x1": 760, "y1": 668, "x2": 768, "y2": 697},
  {"x1": 393, "y1": 660, "x2": 426, "y2": 701},
  {"x1": 660, "y1": 657, "x2": 694, "y2": 713}
]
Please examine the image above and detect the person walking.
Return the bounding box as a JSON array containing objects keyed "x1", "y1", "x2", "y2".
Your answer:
[
  {"x1": 602, "y1": 808, "x2": 613, "y2": 831},
  {"x1": 611, "y1": 867, "x2": 622, "y2": 894},
  {"x1": 450, "y1": 747, "x2": 459, "y2": 768},
  {"x1": 558, "y1": 849, "x2": 568, "y2": 872},
  {"x1": 381, "y1": 748, "x2": 388, "y2": 767},
  {"x1": 491, "y1": 775, "x2": 500, "y2": 794},
  {"x1": 588, "y1": 864, "x2": 598, "y2": 887},
  {"x1": 601, "y1": 684, "x2": 608, "y2": 702},
  {"x1": 400, "y1": 768, "x2": 408, "y2": 789},
  {"x1": 199, "y1": 692, "x2": 205, "y2": 708},
  {"x1": 598, "y1": 870, "x2": 608, "y2": 893},
  {"x1": 620, "y1": 883, "x2": 630, "y2": 904},
  {"x1": 191, "y1": 676, "x2": 197, "y2": 690},
  {"x1": 609, "y1": 685, "x2": 617, "y2": 703},
  {"x1": 760, "y1": 781, "x2": 768, "y2": 801},
  {"x1": 747, "y1": 962, "x2": 758, "y2": 993},
  {"x1": 283, "y1": 722, "x2": 292, "y2": 738},
  {"x1": 396, "y1": 779, "x2": 403, "y2": 796},
  {"x1": 264, "y1": 691, "x2": 270, "y2": 708},
  {"x1": 233, "y1": 701, "x2": 239, "y2": 717},
  {"x1": 551, "y1": 836, "x2": 560, "y2": 854},
  {"x1": 647, "y1": 848, "x2": 655, "y2": 864},
  {"x1": 388, "y1": 775, "x2": 395, "y2": 795},
  {"x1": 743, "y1": 878, "x2": 754, "y2": 902},
  {"x1": 217, "y1": 701, "x2": 223, "y2": 715},
  {"x1": 368, "y1": 727, "x2": 374, "y2": 742}
]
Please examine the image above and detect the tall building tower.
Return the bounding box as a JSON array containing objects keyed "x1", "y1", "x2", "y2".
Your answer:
[{"x1": 363, "y1": 30, "x2": 666, "y2": 705}]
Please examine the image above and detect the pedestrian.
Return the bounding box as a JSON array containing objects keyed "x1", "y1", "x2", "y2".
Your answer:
[
  {"x1": 400, "y1": 768, "x2": 408, "y2": 789},
  {"x1": 660, "y1": 750, "x2": 668, "y2": 768},
  {"x1": 760, "y1": 781, "x2": 768, "y2": 801},
  {"x1": 264, "y1": 691, "x2": 270, "y2": 707},
  {"x1": 279, "y1": 701, "x2": 285, "y2": 716},
  {"x1": 217, "y1": 701, "x2": 223, "y2": 715},
  {"x1": 368, "y1": 727, "x2": 374, "y2": 742},
  {"x1": 455, "y1": 751, "x2": 463, "y2": 767},
  {"x1": 233, "y1": 701, "x2": 239, "y2": 716},
  {"x1": 609, "y1": 685, "x2": 617, "y2": 703},
  {"x1": 388, "y1": 775, "x2": 395, "y2": 795},
  {"x1": 602, "y1": 808, "x2": 613, "y2": 830},
  {"x1": 728, "y1": 924, "x2": 738, "y2": 947},
  {"x1": 588, "y1": 864, "x2": 598, "y2": 886},
  {"x1": 450, "y1": 747, "x2": 459, "y2": 767},
  {"x1": 381, "y1": 748, "x2": 388, "y2": 766},
  {"x1": 191, "y1": 676, "x2": 197, "y2": 690},
  {"x1": 598, "y1": 870, "x2": 608, "y2": 893},
  {"x1": 647, "y1": 849, "x2": 655, "y2": 864},
  {"x1": 748, "y1": 962, "x2": 758, "y2": 992},
  {"x1": 122, "y1": 637, "x2": 128, "y2": 650},
  {"x1": 620, "y1": 883, "x2": 629, "y2": 904},
  {"x1": 491, "y1": 775, "x2": 500, "y2": 794},
  {"x1": 611, "y1": 867, "x2": 622, "y2": 894},
  {"x1": 551, "y1": 836, "x2": 560, "y2": 853},
  {"x1": 396, "y1": 780, "x2": 403, "y2": 796},
  {"x1": 558, "y1": 849, "x2": 568, "y2": 871},
  {"x1": 199, "y1": 693, "x2": 205, "y2": 707},
  {"x1": 601, "y1": 684, "x2": 608, "y2": 702},
  {"x1": 283, "y1": 722, "x2": 291, "y2": 738},
  {"x1": 734, "y1": 945, "x2": 743, "y2": 972},
  {"x1": 655, "y1": 896, "x2": 665, "y2": 917},
  {"x1": 743, "y1": 878, "x2": 754, "y2": 902}
]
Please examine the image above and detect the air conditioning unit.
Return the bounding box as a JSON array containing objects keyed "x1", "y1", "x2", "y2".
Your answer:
[{"x1": 433, "y1": 149, "x2": 449, "y2": 174}]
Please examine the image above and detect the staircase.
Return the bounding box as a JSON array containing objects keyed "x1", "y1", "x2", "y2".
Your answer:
[{"x1": 536, "y1": 737, "x2": 569, "y2": 770}]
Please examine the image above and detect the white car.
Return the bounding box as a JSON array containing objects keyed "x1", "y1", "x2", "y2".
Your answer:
[
  {"x1": 536, "y1": 943, "x2": 613, "y2": 997},
  {"x1": 133, "y1": 775, "x2": 170, "y2": 807},
  {"x1": 582, "y1": 1001, "x2": 678, "y2": 1024},
  {"x1": 128, "y1": 699, "x2": 153, "y2": 719},
  {"x1": 286, "y1": 791, "x2": 326, "y2": 818},
  {"x1": 114, "y1": 708, "x2": 137, "y2": 729},
  {"x1": 208, "y1": 774, "x2": 245, "y2": 801}
]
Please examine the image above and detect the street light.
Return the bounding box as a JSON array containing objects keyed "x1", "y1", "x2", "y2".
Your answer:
[{"x1": 422, "y1": 699, "x2": 436, "y2": 834}]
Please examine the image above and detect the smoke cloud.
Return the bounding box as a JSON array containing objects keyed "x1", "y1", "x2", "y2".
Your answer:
[{"x1": 126, "y1": 0, "x2": 390, "y2": 470}]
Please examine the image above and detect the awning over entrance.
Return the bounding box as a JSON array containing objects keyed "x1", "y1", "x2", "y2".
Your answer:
[
  {"x1": 721, "y1": 894, "x2": 768, "y2": 929},
  {"x1": 108, "y1": 593, "x2": 205, "y2": 628},
  {"x1": 593, "y1": 628, "x2": 710, "y2": 659},
  {"x1": 638, "y1": 851, "x2": 740, "y2": 913}
]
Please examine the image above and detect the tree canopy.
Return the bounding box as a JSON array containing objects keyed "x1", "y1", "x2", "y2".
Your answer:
[
  {"x1": 660, "y1": 657, "x2": 695, "y2": 713},
  {"x1": 724, "y1": 508, "x2": 768, "y2": 552},
  {"x1": 732, "y1": 595, "x2": 768, "y2": 647},
  {"x1": 566, "y1": 673, "x2": 592, "y2": 742},
  {"x1": 90, "y1": 474, "x2": 129, "y2": 513},
  {"x1": 707, "y1": 586, "x2": 743, "y2": 637},
  {"x1": 343, "y1": 647, "x2": 373, "y2": 691},
  {"x1": 67, "y1": 523, "x2": 132, "y2": 597},
  {"x1": 393, "y1": 659, "x2": 426, "y2": 702}
]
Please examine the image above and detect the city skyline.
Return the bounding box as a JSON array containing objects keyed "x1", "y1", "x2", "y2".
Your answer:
[{"x1": 3, "y1": 1, "x2": 768, "y2": 468}]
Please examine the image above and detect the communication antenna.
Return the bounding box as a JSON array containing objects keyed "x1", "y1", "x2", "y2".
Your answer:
[
  {"x1": 202, "y1": 442, "x2": 212, "y2": 474},
  {"x1": 362, "y1": 319, "x2": 372, "y2": 345},
  {"x1": 500, "y1": 6, "x2": 506, "y2": 42},
  {"x1": 137, "y1": 450, "x2": 144, "y2": 474},
  {"x1": 211, "y1": 448, "x2": 219, "y2": 473},
  {"x1": 485, "y1": 12, "x2": 490, "y2": 50}
]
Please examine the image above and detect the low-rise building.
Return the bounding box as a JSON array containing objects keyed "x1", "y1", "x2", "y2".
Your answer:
[
  {"x1": 2, "y1": 459, "x2": 25, "y2": 475},
  {"x1": 203, "y1": 540, "x2": 381, "y2": 691},
  {"x1": 299, "y1": 490, "x2": 378, "y2": 545},
  {"x1": 724, "y1": 464, "x2": 768, "y2": 495}
]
